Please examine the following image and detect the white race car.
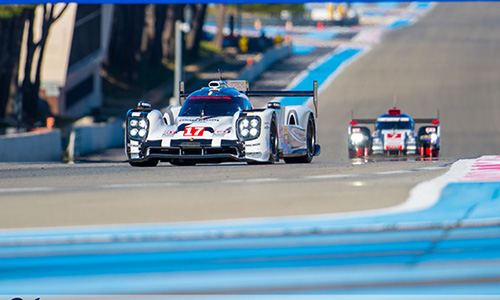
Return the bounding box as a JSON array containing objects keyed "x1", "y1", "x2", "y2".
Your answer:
[
  {"x1": 348, "y1": 107, "x2": 440, "y2": 158},
  {"x1": 126, "y1": 80, "x2": 321, "y2": 166}
]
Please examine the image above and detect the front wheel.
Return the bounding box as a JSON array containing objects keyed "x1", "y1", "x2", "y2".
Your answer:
[
  {"x1": 284, "y1": 115, "x2": 315, "y2": 164},
  {"x1": 247, "y1": 117, "x2": 278, "y2": 165},
  {"x1": 268, "y1": 118, "x2": 279, "y2": 164}
]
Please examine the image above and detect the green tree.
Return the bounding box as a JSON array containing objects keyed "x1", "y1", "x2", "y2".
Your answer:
[
  {"x1": 212, "y1": 4, "x2": 225, "y2": 49},
  {"x1": 106, "y1": 5, "x2": 147, "y2": 85},
  {"x1": 0, "y1": 5, "x2": 31, "y2": 121},
  {"x1": 185, "y1": 4, "x2": 207, "y2": 61},
  {"x1": 20, "y1": 4, "x2": 68, "y2": 127}
]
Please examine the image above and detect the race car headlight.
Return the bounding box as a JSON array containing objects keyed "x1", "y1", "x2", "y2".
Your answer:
[
  {"x1": 249, "y1": 128, "x2": 259, "y2": 136},
  {"x1": 128, "y1": 117, "x2": 149, "y2": 140},
  {"x1": 350, "y1": 133, "x2": 366, "y2": 145},
  {"x1": 237, "y1": 116, "x2": 261, "y2": 140},
  {"x1": 239, "y1": 119, "x2": 249, "y2": 131},
  {"x1": 250, "y1": 119, "x2": 259, "y2": 128},
  {"x1": 240, "y1": 129, "x2": 249, "y2": 137},
  {"x1": 430, "y1": 133, "x2": 438, "y2": 144},
  {"x1": 138, "y1": 119, "x2": 148, "y2": 129},
  {"x1": 421, "y1": 133, "x2": 438, "y2": 144}
]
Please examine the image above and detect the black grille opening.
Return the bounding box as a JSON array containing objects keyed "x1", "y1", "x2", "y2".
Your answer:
[
  {"x1": 183, "y1": 148, "x2": 203, "y2": 155},
  {"x1": 148, "y1": 147, "x2": 239, "y2": 157},
  {"x1": 206, "y1": 147, "x2": 238, "y2": 156},
  {"x1": 150, "y1": 148, "x2": 179, "y2": 155}
]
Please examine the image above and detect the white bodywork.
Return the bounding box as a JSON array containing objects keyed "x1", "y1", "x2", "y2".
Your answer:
[
  {"x1": 126, "y1": 81, "x2": 320, "y2": 165},
  {"x1": 371, "y1": 116, "x2": 417, "y2": 155}
]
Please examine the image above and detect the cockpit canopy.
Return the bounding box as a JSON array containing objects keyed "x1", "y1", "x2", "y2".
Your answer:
[
  {"x1": 376, "y1": 113, "x2": 415, "y2": 130},
  {"x1": 179, "y1": 86, "x2": 252, "y2": 117}
]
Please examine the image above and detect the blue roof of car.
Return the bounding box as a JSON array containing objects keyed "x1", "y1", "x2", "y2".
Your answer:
[
  {"x1": 377, "y1": 113, "x2": 414, "y2": 120},
  {"x1": 189, "y1": 86, "x2": 242, "y2": 98}
]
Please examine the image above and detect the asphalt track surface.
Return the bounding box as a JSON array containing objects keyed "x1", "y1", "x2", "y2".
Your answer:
[
  {"x1": 3, "y1": 2, "x2": 500, "y2": 229},
  {"x1": 2, "y1": 2, "x2": 500, "y2": 296},
  {"x1": 324, "y1": 2, "x2": 500, "y2": 159}
]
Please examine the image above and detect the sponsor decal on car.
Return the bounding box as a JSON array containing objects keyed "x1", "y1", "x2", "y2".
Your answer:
[
  {"x1": 213, "y1": 129, "x2": 230, "y2": 136},
  {"x1": 378, "y1": 117, "x2": 410, "y2": 122},
  {"x1": 386, "y1": 145, "x2": 404, "y2": 150},
  {"x1": 162, "y1": 130, "x2": 177, "y2": 136},
  {"x1": 177, "y1": 118, "x2": 220, "y2": 123},
  {"x1": 387, "y1": 133, "x2": 402, "y2": 139}
]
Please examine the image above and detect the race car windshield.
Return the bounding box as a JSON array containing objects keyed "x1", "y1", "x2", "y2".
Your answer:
[
  {"x1": 179, "y1": 98, "x2": 244, "y2": 117},
  {"x1": 376, "y1": 121, "x2": 413, "y2": 130}
]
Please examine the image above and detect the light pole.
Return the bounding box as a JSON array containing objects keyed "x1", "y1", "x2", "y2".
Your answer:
[{"x1": 173, "y1": 20, "x2": 190, "y2": 106}]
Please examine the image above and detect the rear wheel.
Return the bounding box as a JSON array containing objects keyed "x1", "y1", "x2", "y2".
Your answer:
[{"x1": 284, "y1": 115, "x2": 315, "y2": 164}]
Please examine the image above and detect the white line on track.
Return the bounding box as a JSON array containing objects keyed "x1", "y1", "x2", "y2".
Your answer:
[
  {"x1": 304, "y1": 174, "x2": 356, "y2": 180},
  {"x1": 0, "y1": 187, "x2": 54, "y2": 194},
  {"x1": 99, "y1": 182, "x2": 181, "y2": 189},
  {"x1": 0, "y1": 159, "x2": 480, "y2": 246},
  {"x1": 0, "y1": 165, "x2": 449, "y2": 195}
]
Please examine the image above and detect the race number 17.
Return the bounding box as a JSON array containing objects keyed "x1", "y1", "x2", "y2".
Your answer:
[{"x1": 183, "y1": 126, "x2": 205, "y2": 136}]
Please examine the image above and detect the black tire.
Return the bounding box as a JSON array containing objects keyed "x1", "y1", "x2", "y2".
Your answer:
[
  {"x1": 284, "y1": 115, "x2": 315, "y2": 164},
  {"x1": 268, "y1": 117, "x2": 279, "y2": 164},
  {"x1": 129, "y1": 159, "x2": 159, "y2": 167}
]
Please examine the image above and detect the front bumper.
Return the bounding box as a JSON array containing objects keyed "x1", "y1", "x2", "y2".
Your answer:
[{"x1": 129, "y1": 139, "x2": 248, "y2": 163}]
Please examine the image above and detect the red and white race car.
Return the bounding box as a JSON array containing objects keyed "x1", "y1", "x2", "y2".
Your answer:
[
  {"x1": 348, "y1": 107, "x2": 440, "y2": 158},
  {"x1": 125, "y1": 80, "x2": 321, "y2": 166}
]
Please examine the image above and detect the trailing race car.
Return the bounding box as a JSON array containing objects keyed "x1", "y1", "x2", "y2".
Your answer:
[
  {"x1": 126, "y1": 80, "x2": 321, "y2": 166},
  {"x1": 348, "y1": 107, "x2": 440, "y2": 158}
]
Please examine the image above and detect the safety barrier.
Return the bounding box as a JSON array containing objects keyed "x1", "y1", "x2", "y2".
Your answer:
[
  {"x1": 238, "y1": 43, "x2": 293, "y2": 83},
  {"x1": 0, "y1": 130, "x2": 62, "y2": 162},
  {"x1": 67, "y1": 120, "x2": 124, "y2": 162}
]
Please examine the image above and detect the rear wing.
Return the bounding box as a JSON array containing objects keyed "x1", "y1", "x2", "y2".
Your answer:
[
  {"x1": 179, "y1": 80, "x2": 319, "y2": 117},
  {"x1": 247, "y1": 81, "x2": 318, "y2": 117},
  {"x1": 350, "y1": 110, "x2": 440, "y2": 125}
]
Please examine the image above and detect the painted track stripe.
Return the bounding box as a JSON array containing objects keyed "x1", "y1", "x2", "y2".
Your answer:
[
  {"x1": 0, "y1": 187, "x2": 54, "y2": 194},
  {"x1": 0, "y1": 164, "x2": 450, "y2": 196}
]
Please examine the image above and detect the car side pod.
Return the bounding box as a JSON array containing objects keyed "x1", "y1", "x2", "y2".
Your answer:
[{"x1": 248, "y1": 80, "x2": 320, "y2": 163}]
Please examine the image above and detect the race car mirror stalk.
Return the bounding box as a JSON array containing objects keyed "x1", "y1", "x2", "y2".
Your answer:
[{"x1": 125, "y1": 80, "x2": 320, "y2": 167}]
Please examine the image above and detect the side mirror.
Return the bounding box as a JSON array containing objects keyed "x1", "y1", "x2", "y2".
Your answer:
[
  {"x1": 138, "y1": 101, "x2": 152, "y2": 109},
  {"x1": 267, "y1": 102, "x2": 281, "y2": 109}
]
